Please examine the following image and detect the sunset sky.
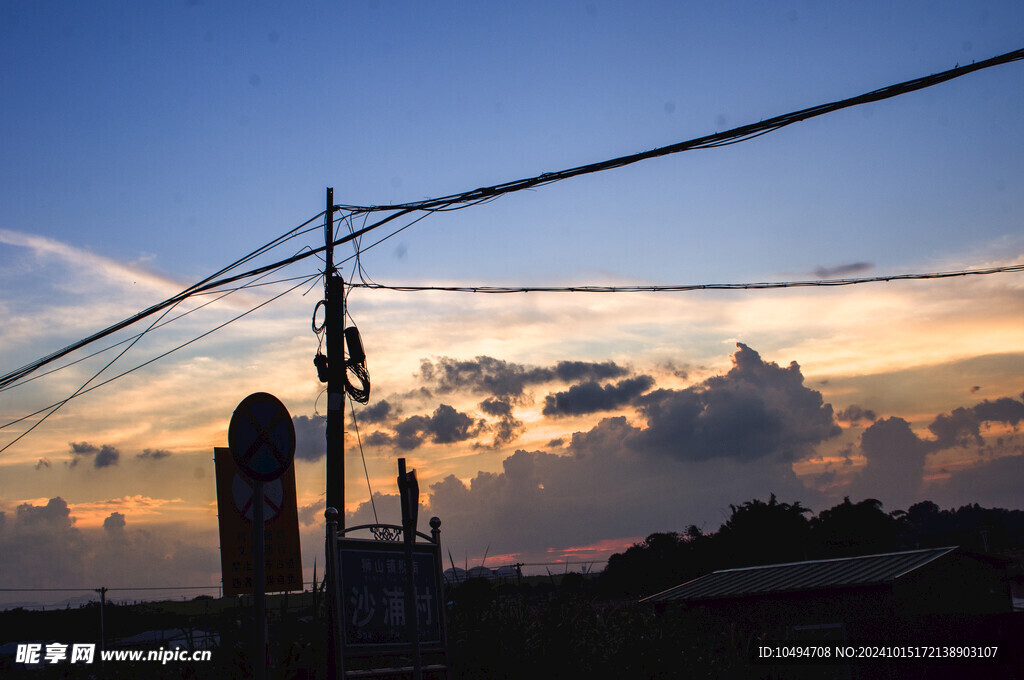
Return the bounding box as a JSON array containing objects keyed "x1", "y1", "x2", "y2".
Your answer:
[{"x1": 2, "y1": 1, "x2": 1023, "y2": 606}]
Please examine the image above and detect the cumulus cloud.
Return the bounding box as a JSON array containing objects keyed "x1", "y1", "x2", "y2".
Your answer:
[
  {"x1": 0, "y1": 497, "x2": 218, "y2": 592},
  {"x1": 632, "y1": 344, "x2": 840, "y2": 462},
  {"x1": 103, "y1": 512, "x2": 126, "y2": 533},
  {"x1": 836, "y1": 405, "x2": 877, "y2": 424},
  {"x1": 424, "y1": 344, "x2": 836, "y2": 558},
  {"x1": 480, "y1": 397, "x2": 524, "y2": 447},
  {"x1": 420, "y1": 356, "x2": 629, "y2": 399},
  {"x1": 839, "y1": 394, "x2": 1024, "y2": 509},
  {"x1": 378, "y1": 404, "x2": 484, "y2": 450},
  {"x1": 542, "y1": 375, "x2": 655, "y2": 417},
  {"x1": 68, "y1": 442, "x2": 120, "y2": 468},
  {"x1": 848, "y1": 417, "x2": 931, "y2": 508},
  {"x1": 929, "y1": 397, "x2": 1024, "y2": 449},
  {"x1": 358, "y1": 399, "x2": 396, "y2": 424},
  {"x1": 293, "y1": 414, "x2": 327, "y2": 461},
  {"x1": 137, "y1": 448, "x2": 171, "y2": 461}
]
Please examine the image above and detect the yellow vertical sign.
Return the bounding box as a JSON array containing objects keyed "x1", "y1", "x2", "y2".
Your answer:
[{"x1": 214, "y1": 447, "x2": 303, "y2": 596}]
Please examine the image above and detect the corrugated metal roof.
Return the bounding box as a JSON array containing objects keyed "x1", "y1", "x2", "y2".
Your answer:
[{"x1": 641, "y1": 546, "x2": 958, "y2": 603}]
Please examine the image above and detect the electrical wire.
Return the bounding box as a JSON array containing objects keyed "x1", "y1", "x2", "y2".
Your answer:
[
  {"x1": 345, "y1": 263, "x2": 1024, "y2": 294},
  {"x1": 4, "y1": 48, "x2": 1023, "y2": 391},
  {"x1": 0, "y1": 299, "x2": 183, "y2": 453},
  {"x1": 336, "y1": 48, "x2": 1024, "y2": 215},
  {"x1": 0, "y1": 211, "x2": 326, "y2": 390},
  {"x1": 0, "y1": 273, "x2": 322, "y2": 439},
  {"x1": 348, "y1": 394, "x2": 378, "y2": 525},
  {"x1": 0, "y1": 269, "x2": 311, "y2": 395}
]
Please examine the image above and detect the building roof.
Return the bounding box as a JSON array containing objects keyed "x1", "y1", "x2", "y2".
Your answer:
[{"x1": 641, "y1": 546, "x2": 958, "y2": 604}]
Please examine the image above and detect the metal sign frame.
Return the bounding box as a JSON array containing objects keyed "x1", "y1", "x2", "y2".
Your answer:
[{"x1": 336, "y1": 532, "x2": 445, "y2": 650}]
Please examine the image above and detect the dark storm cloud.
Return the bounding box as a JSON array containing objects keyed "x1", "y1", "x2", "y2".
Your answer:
[
  {"x1": 542, "y1": 375, "x2": 655, "y2": 417},
  {"x1": 420, "y1": 356, "x2": 629, "y2": 399},
  {"x1": 632, "y1": 344, "x2": 840, "y2": 462},
  {"x1": 137, "y1": 448, "x2": 171, "y2": 461},
  {"x1": 293, "y1": 414, "x2": 327, "y2": 461},
  {"x1": 68, "y1": 442, "x2": 119, "y2": 468},
  {"x1": 836, "y1": 405, "x2": 877, "y2": 424},
  {"x1": 389, "y1": 404, "x2": 483, "y2": 450},
  {"x1": 928, "y1": 396, "x2": 1024, "y2": 449},
  {"x1": 812, "y1": 262, "x2": 873, "y2": 279}
]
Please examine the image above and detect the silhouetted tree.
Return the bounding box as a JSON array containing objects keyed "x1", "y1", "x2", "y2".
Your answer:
[
  {"x1": 810, "y1": 497, "x2": 898, "y2": 557},
  {"x1": 715, "y1": 493, "x2": 812, "y2": 567}
]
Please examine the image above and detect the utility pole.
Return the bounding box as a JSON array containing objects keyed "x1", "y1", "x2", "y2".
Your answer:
[
  {"x1": 95, "y1": 586, "x2": 107, "y2": 675},
  {"x1": 324, "y1": 188, "x2": 345, "y2": 521}
]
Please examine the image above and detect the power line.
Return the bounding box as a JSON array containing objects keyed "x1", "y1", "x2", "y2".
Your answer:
[
  {"x1": 337, "y1": 47, "x2": 1024, "y2": 214},
  {"x1": 4, "y1": 47, "x2": 1022, "y2": 391},
  {"x1": 346, "y1": 263, "x2": 1024, "y2": 294},
  {"x1": 0, "y1": 273, "x2": 322, "y2": 442},
  {"x1": 0, "y1": 212, "x2": 328, "y2": 391}
]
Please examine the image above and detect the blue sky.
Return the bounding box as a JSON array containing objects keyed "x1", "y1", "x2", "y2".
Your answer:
[{"x1": 1, "y1": 1, "x2": 1023, "y2": 601}]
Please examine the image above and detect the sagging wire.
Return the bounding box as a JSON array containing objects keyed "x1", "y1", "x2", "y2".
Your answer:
[
  {"x1": 1, "y1": 298, "x2": 184, "y2": 454},
  {"x1": 1, "y1": 272, "x2": 323, "y2": 437},
  {"x1": 2, "y1": 257, "x2": 313, "y2": 395},
  {"x1": 348, "y1": 393, "x2": 378, "y2": 525}
]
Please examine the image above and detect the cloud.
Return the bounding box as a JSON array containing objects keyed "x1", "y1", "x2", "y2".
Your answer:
[
  {"x1": 358, "y1": 399, "x2": 396, "y2": 424},
  {"x1": 293, "y1": 414, "x2": 327, "y2": 461},
  {"x1": 385, "y1": 404, "x2": 484, "y2": 450},
  {"x1": 847, "y1": 417, "x2": 931, "y2": 509},
  {"x1": 95, "y1": 446, "x2": 120, "y2": 468},
  {"x1": 137, "y1": 448, "x2": 171, "y2": 461},
  {"x1": 836, "y1": 405, "x2": 877, "y2": 424},
  {"x1": 103, "y1": 512, "x2": 126, "y2": 533},
  {"x1": 34, "y1": 458, "x2": 51, "y2": 470},
  {"x1": 15, "y1": 497, "x2": 75, "y2": 530},
  {"x1": 68, "y1": 442, "x2": 120, "y2": 468},
  {"x1": 480, "y1": 397, "x2": 524, "y2": 447},
  {"x1": 423, "y1": 345, "x2": 837, "y2": 559},
  {"x1": 812, "y1": 262, "x2": 874, "y2": 279},
  {"x1": 542, "y1": 375, "x2": 655, "y2": 417},
  {"x1": 632, "y1": 344, "x2": 840, "y2": 462},
  {"x1": 928, "y1": 453, "x2": 1024, "y2": 509},
  {"x1": 0, "y1": 497, "x2": 218, "y2": 592},
  {"x1": 928, "y1": 397, "x2": 1024, "y2": 449},
  {"x1": 0, "y1": 228, "x2": 184, "y2": 298},
  {"x1": 420, "y1": 356, "x2": 629, "y2": 399}
]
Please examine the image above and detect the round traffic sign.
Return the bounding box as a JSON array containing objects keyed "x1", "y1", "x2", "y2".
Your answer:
[
  {"x1": 232, "y1": 473, "x2": 284, "y2": 522},
  {"x1": 228, "y1": 392, "x2": 296, "y2": 481}
]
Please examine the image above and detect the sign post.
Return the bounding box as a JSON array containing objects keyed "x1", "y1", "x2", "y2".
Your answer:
[
  {"x1": 229, "y1": 392, "x2": 296, "y2": 680},
  {"x1": 398, "y1": 458, "x2": 422, "y2": 680}
]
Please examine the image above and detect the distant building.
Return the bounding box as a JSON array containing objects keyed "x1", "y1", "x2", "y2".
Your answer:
[
  {"x1": 442, "y1": 567, "x2": 467, "y2": 584},
  {"x1": 642, "y1": 547, "x2": 1019, "y2": 678}
]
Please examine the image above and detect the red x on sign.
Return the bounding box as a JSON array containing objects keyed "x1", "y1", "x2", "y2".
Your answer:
[{"x1": 228, "y1": 392, "x2": 296, "y2": 482}]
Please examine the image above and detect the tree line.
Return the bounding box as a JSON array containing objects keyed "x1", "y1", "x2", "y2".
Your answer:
[{"x1": 599, "y1": 496, "x2": 1024, "y2": 598}]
